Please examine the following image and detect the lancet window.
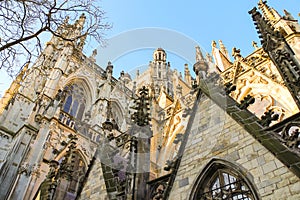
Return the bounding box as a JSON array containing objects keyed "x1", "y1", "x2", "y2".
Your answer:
[{"x1": 62, "y1": 84, "x2": 86, "y2": 121}]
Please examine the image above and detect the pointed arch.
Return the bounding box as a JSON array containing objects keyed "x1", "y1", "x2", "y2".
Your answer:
[
  {"x1": 109, "y1": 98, "x2": 125, "y2": 129},
  {"x1": 54, "y1": 147, "x2": 89, "y2": 168},
  {"x1": 189, "y1": 159, "x2": 260, "y2": 200},
  {"x1": 60, "y1": 77, "x2": 95, "y2": 123},
  {"x1": 62, "y1": 76, "x2": 94, "y2": 107},
  {"x1": 53, "y1": 149, "x2": 88, "y2": 199},
  {"x1": 61, "y1": 83, "x2": 87, "y2": 121}
]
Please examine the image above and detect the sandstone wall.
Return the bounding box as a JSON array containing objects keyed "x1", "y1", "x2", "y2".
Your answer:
[
  {"x1": 169, "y1": 96, "x2": 300, "y2": 200},
  {"x1": 79, "y1": 158, "x2": 109, "y2": 200}
]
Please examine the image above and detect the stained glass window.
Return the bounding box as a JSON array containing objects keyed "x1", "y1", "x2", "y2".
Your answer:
[
  {"x1": 63, "y1": 95, "x2": 72, "y2": 113},
  {"x1": 62, "y1": 84, "x2": 86, "y2": 120}
]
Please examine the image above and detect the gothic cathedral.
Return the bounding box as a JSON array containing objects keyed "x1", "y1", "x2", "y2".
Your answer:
[{"x1": 0, "y1": 1, "x2": 300, "y2": 200}]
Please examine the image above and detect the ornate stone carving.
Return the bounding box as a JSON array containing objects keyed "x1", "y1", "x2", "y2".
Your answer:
[
  {"x1": 232, "y1": 47, "x2": 243, "y2": 61},
  {"x1": 281, "y1": 124, "x2": 300, "y2": 150},
  {"x1": 34, "y1": 114, "x2": 43, "y2": 123},
  {"x1": 148, "y1": 174, "x2": 171, "y2": 200},
  {"x1": 0, "y1": 132, "x2": 10, "y2": 140},
  {"x1": 151, "y1": 183, "x2": 166, "y2": 200},
  {"x1": 283, "y1": 128, "x2": 300, "y2": 148},
  {"x1": 31, "y1": 164, "x2": 41, "y2": 178},
  {"x1": 249, "y1": 7, "x2": 300, "y2": 106},
  {"x1": 238, "y1": 94, "x2": 255, "y2": 109},
  {"x1": 259, "y1": 109, "x2": 279, "y2": 127},
  {"x1": 131, "y1": 86, "x2": 151, "y2": 127},
  {"x1": 18, "y1": 162, "x2": 32, "y2": 176},
  {"x1": 224, "y1": 82, "x2": 236, "y2": 95},
  {"x1": 164, "y1": 157, "x2": 178, "y2": 171}
]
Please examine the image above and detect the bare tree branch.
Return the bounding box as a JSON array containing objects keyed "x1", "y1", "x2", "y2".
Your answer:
[{"x1": 0, "y1": 0, "x2": 111, "y2": 76}]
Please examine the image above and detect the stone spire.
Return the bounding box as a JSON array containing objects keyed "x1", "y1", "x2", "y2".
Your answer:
[
  {"x1": 50, "y1": 14, "x2": 87, "y2": 50},
  {"x1": 249, "y1": 6, "x2": 300, "y2": 108},
  {"x1": 184, "y1": 63, "x2": 192, "y2": 86},
  {"x1": 150, "y1": 48, "x2": 174, "y2": 98},
  {"x1": 219, "y1": 40, "x2": 230, "y2": 60},
  {"x1": 75, "y1": 13, "x2": 86, "y2": 32},
  {"x1": 283, "y1": 10, "x2": 296, "y2": 21},
  {"x1": 258, "y1": 0, "x2": 280, "y2": 22},
  {"x1": 211, "y1": 40, "x2": 232, "y2": 72},
  {"x1": 56, "y1": 16, "x2": 70, "y2": 35},
  {"x1": 0, "y1": 64, "x2": 29, "y2": 114},
  {"x1": 193, "y1": 46, "x2": 208, "y2": 77},
  {"x1": 252, "y1": 41, "x2": 259, "y2": 50},
  {"x1": 195, "y1": 46, "x2": 205, "y2": 62},
  {"x1": 257, "y1": 1, "x2": 299, "y2": 35}
]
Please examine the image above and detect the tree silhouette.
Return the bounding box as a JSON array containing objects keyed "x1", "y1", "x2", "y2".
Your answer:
[{"x1": 0, "y1": 0, "x2": 111, "y2": 76}]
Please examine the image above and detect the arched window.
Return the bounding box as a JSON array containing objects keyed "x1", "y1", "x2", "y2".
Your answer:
[
  {"x1": 110, "y1": 101, "x2": 124, "y2": 130},
  {"x1": 62, "y1": 84, "x2": 86, "y2": 121},
  {"x1": 63, "y1": 95, "x2": 72, "y2": 113},
  {"x1": 66, "y1": 153, "x2": 86, "y2": 196},
  {"x1": 190, "y1": 159, "x2": 259, "y2": 200}
]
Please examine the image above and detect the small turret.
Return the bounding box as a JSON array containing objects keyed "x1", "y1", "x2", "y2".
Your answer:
[
  {"x1": 50, "y1": 14, "x2": 88, "y2": 51},
  {"x1": 184, "y1": 64, "x2": 192, "y2": 86},
  {"x1": 193, "y1": 46, "x2": 208, "y2": 76},
  {"x1": 106, "y1": 61, "x2": 113, "y2": 81},
  {"x1": 211, "y1": 40, "x2": 232, "y2": 72},
  {"x1": 149, "y1": 48, "x2": 175, "y2": 98},
  {"x1": 258, "y1": 0, "x2": 280, "y2": 22},
  {"x1": 153, "y1": 48, "x2": 166, "y2": 62},
  {"x1": 75, "y1": 13, "x2": 86, "y2": 32},
  {"x1": 257, "y1": 0, "x2": 299, "y2": 36},
  {"x1": 0, "y1": 64, "x2": 29, "y2": 114},
  {"x1": 119, "y1": 70, "x2": 132, "y2": 84},
  {"x1": 219, "y1": 40, "x2": 230, "y2": 60}
]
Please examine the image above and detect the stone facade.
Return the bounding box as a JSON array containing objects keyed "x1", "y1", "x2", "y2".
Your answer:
[
  {"x1": 79, "y1": 157, "x2": 108, "y2": 200},
  {"x1": 0, "y1": 13, "x2": 194, "y2": 200},
  {"x1": 0, "y1": 1, "x2": 300, "y2": 200},
  {"x1": 169, "y1": 95, "x2": 300, "y2": 200}
]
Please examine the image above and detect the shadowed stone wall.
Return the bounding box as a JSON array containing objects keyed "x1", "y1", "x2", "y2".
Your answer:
[
  {"x1": 79, "y1": 158, "x2": 108, "y2": 200},
  {"x1": 169, "y1": 95, "x2": 300, "y2": 200}
]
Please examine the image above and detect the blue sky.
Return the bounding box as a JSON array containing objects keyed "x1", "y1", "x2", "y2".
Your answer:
[
  {"x1": 97, "y1": 0, "x2": 299, "y2": 53},
  {"x1": 0, "y1": 0, "x2": 299, "y2": 96},
  {"x1": 92, "y1": 0, "x2": 299, "y2": 77}
]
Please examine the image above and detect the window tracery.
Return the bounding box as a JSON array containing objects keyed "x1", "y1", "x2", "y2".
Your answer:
[
  {"x1": 197, "y1": 169, "x2": 255, "y2": 200},
  {"x1": 62, "y1": 84, "x2": 86, "y2": 121},
  {"x1": 190, "y1": 160, "x2": 259, "y2": 200}
]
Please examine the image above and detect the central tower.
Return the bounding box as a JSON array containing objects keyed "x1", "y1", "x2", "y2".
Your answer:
[{"x1": 150, "y1": 48, "x2": 174, "y2": 98}]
